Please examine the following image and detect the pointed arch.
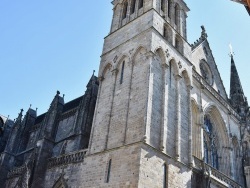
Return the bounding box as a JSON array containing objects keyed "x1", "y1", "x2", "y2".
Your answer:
[
  {"x1": 100, "y1": 63, "x2": 112, "y2": 78},
  {"x1": 131, "y1": 46, "x2": 148, "y2": 65},
  {"x1": 154, "y1": 47, "x2": 167, "y2": 65},
  {"x1": 181, "y1": 70, "x2": 191, "y2": 86},
  {"x1": 203, "y1": 104, "x2": 230, "y2": 174}
]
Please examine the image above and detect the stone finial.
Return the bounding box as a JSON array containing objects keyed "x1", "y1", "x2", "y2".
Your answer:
[
  {"x1": 201, "y1": 25, "x2": 207, "y2": 39},
  {"x1": 57, "y1": 90, "x2": 60, "y2": 95}
]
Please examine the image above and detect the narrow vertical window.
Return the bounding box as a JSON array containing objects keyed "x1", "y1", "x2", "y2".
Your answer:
[
  {"x1": 163, "y1": 164, "x2": 167, "y2": 188},
  {"x1": 161, "y1": 0, "x2": 165, "y2": 12},
  {"x1": 120, "y1": 61, "x2": 125, "y2": 84},
  {"x1": 163, "y1": 26, "x2": 167, "y2": 38},
  {"x1": 168, "y1": 0, "x2": 171, "y2": 18},
  {"x1": 122, "y1": 1, "x2": 128, "y2": 19},
  {"x1": 174, "y1": 4, "x2": 178, "y2": 25},
  {"x1": 139, "y1": 0, "x2": 143, "y2": 9},
  {"x1": 106, "y1": 159, "x2": 112, "y2": 183},
  {"x1": 130, "y1": 0, "x2": 136, "y2": 14}
]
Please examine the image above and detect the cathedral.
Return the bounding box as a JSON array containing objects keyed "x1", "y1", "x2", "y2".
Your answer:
[{"x1": 1, "y1": 0, "x2": 250, "y2": 187}]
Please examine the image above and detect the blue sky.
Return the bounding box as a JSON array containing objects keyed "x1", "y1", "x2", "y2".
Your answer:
[{"x1": 0, "y1": 0, "x2": 249, "y2": 119}]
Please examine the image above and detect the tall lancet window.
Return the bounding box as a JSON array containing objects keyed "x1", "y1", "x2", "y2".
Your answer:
[
  {"x1": 174, "y1": 4, "x2": 179, "y2": 25},
  {"x1": 122, "y1": 1, "x2": 128, "y2": 19},
  {"x1": 203, "y1": 115, "x2": 219, "y2": 169},
  {"x1": 168, "y1": 0, "x2": 171, "y2": 18},
  {"x1": 130, "y1": 0, "x2": 136, "y2": 14},
  {"x1": 139, "y1": 0, "x2": 144, "y2": 9},
  {"x1": 161, "y1": 0, "x2": 165, "y2": 12},
  {"x1": 120, "y1": 61, "x2": 125, "y2": 84}
]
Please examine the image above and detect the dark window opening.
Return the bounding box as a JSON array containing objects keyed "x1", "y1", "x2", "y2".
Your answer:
[
  {"x1": 163, "y1": 26, "x2": 167, "y2": 38},
  {"x1": 163, "y1": 163, "x2": 167, "y2": 188},
  {"x1": 161, "y1": 0, "x2": 165, "y2": 12},
  {"x1": 139, "y1": 0, "x2": 143, "y2": 9},
  {"x1": 131, "y1": 0, "x2": 136, "y2": 14},
  {"x1": 106, "y1": 159, "x2": 112, "y2": 183},
  {"x1": 168, "y1": 0, "x2": 171, "y2": 18},
  {"x1": 174, "y1": 4, "x2": 178, "y2": 25},
  {"x1": 122, "y1": 1, "x2": 128, "y2": 19},
  {"x1": 120, "y1": 61, "x2": 125, "y2": 84}
]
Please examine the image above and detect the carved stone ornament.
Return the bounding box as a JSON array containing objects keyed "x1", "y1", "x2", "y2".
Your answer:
[{"x1": 165, "y1": 49, "x2": 170, "y2": 58}]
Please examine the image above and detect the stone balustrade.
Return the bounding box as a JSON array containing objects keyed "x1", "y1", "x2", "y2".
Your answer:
[
  {"x1": 7, "y1": 165, "x2": 26, "y2": 178},
  {"x1": 193, "y1": 157, "x2": 241, "y2": 188},
  {"x1": 47, "y1": 149, "x2": 87, "y2": 169}
]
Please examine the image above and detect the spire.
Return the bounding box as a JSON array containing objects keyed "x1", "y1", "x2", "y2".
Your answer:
[{"x1": 229, "y1": 54, "x2": 248, "y2": 115}]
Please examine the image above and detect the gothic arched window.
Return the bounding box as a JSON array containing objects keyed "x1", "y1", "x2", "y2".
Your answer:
[
  {"x1": 174, "y1": 4, "x2": 179, "y2": 26},
  {"x1": 161, "y1": 0, "x2": 165, "y2": 12},
  {"x1": 122, "y1": 1, "x2": 128, "y2": 19},
  {"x1": 130, "y1": 0, "x2": 136, "y2": 14},
  {"x1": 120, "y1": 61, "x2": 125, "y2": 84},
  {"x1": 138, "y1": 0, "x2": 144, "y2": 9},
  {"x1": 203, "y1": 115, "x2": 219, "y2": 169},
  {"x1": 167, "y1": 0, "x2": 171, "y2": 18}
]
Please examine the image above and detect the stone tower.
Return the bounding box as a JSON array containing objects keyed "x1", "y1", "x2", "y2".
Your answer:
[{"x1": 87, "y1": 0, "x2": 194, "y2": 187}]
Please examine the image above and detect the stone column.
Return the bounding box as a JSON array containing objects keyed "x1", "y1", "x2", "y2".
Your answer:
[
  {"x1": 144, "y1": 51, "x2": 155, "y2": 144},
  {"x1": 188, "y1": 85, "x2": 193, "y2": 166},
  {"x1": 160, "y1": 63, "x2": 169, "y2": 152},
  {"x1": 175, "y1": 74, "x2": 182, "y2": 161}
]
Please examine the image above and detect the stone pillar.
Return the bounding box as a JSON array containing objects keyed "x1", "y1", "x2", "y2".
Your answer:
[
  {"x1": 160, "y1": 63, "x2": 169, "y2": 152},
  {"x1": 175, "y1": 74, "x2": 182, "y2": 161},
  {"x1": 188, "y1": 85, "x2": 193, "y2": 166},
  {"x1": 105, "y1": 69, "x2": 118, "y2": 150},
  {"x1": 144, "y1": 51, "x2": 155, "y2": 144}
]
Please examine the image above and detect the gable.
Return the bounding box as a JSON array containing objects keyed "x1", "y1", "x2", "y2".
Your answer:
[{"x1": 191, "y1": 39, "x2": 228, "y2": 100}]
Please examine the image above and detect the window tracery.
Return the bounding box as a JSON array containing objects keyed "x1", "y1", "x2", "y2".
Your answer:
[
  {"x1": 203, "y1": 115, "x2": 219, "y2": 169},
  {"x1": 200, "y1": 60, "x2": 213, "y2": 85}
]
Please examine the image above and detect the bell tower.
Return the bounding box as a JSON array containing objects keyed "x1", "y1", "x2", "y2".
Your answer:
[{"x1": 87, "y1": 0, "x2": 193, "y2": 187}]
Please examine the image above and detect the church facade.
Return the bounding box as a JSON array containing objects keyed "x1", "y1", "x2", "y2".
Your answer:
[{"x1": 1, "y1": 0, "x2": 250, "y2": 187}]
